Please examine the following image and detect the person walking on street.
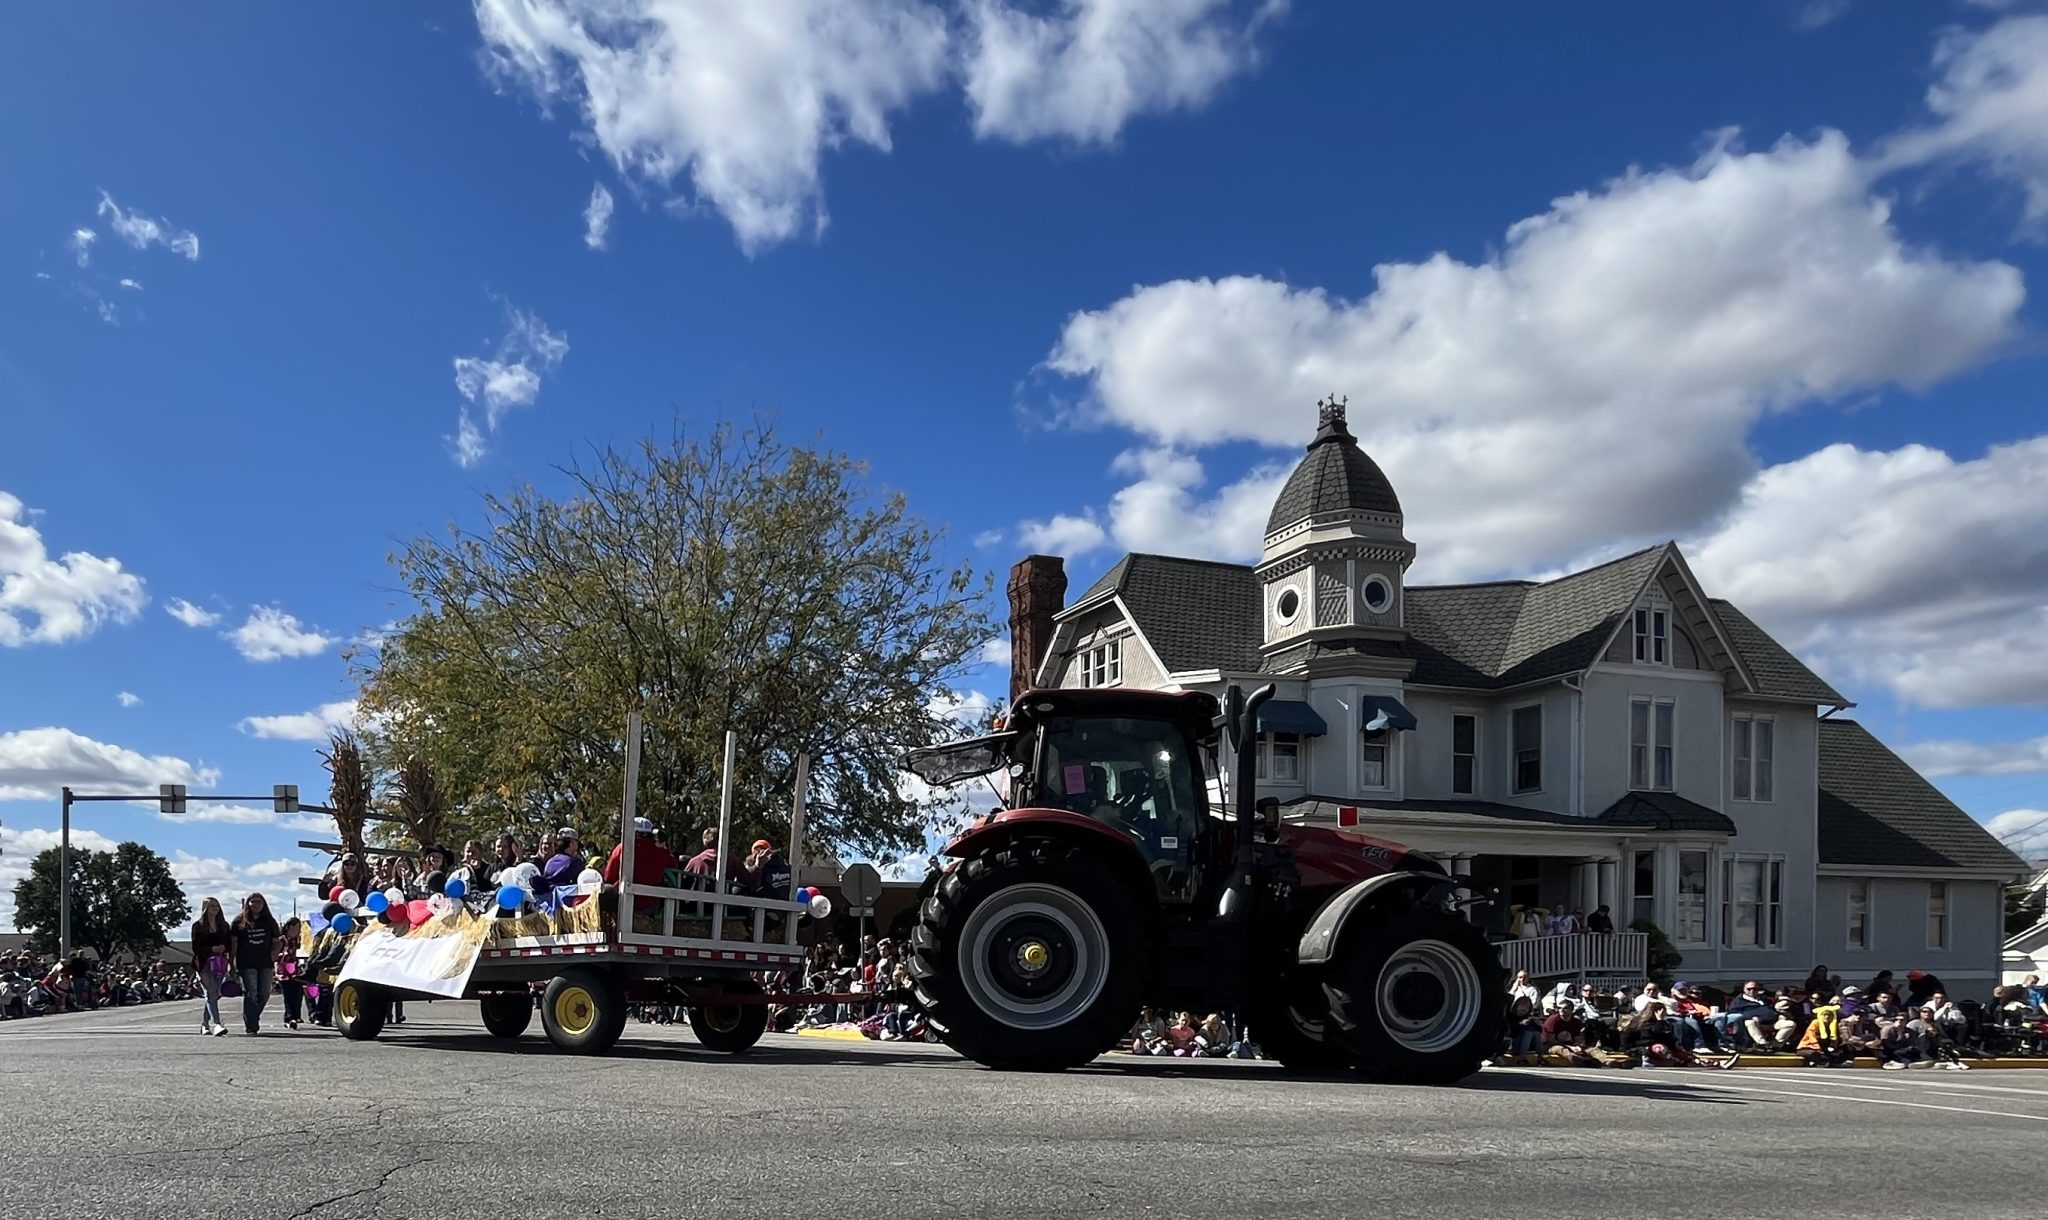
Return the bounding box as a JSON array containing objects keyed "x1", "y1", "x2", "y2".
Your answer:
[
  {"x1": 231, "y1": 893, "x2": 280, "y2": 1035},
  {"x1": 275, "y1": 917, "x2": 305, "y2": 1031},
  {"x1": 190, "y1": 897, "x2": 233, "y2": 1037}
]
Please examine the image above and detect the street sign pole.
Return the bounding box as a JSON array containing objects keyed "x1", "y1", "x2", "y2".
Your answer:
[{"x1": 59, "y1": 787, "x2": 72, "y2": 960}]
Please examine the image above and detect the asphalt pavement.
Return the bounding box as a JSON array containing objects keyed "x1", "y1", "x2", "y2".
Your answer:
[{"x1": 4, "y1": 1000, "x2": 2045, "y2": 1219}]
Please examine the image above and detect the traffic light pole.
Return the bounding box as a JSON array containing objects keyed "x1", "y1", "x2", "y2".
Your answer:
[{"x1": 55, "y1": 784, "x2": 303, "y2": 960}]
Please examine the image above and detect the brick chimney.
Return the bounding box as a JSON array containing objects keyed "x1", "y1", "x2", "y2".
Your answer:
[{"x1": 1007, "y1": 555, "x2": 1067, "y2": 703}]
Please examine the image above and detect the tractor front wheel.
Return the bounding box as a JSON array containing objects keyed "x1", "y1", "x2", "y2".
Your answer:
[
  {"x1": 1248, "y1": 981, "x2": 1353, "y2": 1075},
  {"x1": 540, "y1": 968, "x2": 627, "y2": 1054},
  {"x1": 1326, "y1": 911, "x2": 1502, "y2": 1085},
  {"x1": 910, "y1": 842, "x2": 1144, "y2": 1071},
  {"x1": 333, "y1": 980, "x2": 389, "y2": 1042},
  {"x1": 480, "y1": 991, "x2": 533, "y2": 1039}
]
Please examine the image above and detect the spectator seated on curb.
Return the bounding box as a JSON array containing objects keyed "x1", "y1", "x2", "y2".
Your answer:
[
  {"x1": 1799, "y1": 1001, "x2": 1854, "y2": 1067},
  {"x1": 1713, "y1": 981, "x2": 1775, "y2": 1049},
  {"x1": 1130, "y1": 1008, "x2": 1169, "y2": 1056},
  {"x1": 1668, "y1": 981, "x2": 1723, "y2": 1052},
  {"x1": 1628, "y1": 1002, "x2": 1739, "y2": 1070},
  {"x1": 1503, "y1": 996, "x2": 1543, "y2": 1062},
  {"x1": 1909, "y1": 1005, "x2": 1972, "y2": 1069}
]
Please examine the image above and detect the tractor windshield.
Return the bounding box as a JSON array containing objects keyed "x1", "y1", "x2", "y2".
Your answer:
[{"x1": 1032, "y1": 716, "x2": 1204, "y2": 900}]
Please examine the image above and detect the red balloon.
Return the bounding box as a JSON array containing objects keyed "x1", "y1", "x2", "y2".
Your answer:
[
  {"x1": 386, "y1": 901, "x2": 412, "y2": 926},
  {"x1": 329, "y1": 885, "x2": 344, "y2": 902},
  {"x1": 406, "y1": 899, "x2": 433, "y2": 926}
]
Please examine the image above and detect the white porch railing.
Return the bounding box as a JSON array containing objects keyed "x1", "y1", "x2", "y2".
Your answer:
[{"x1": 1493, "y1": 932, "x2": 1647, "y2": 983}]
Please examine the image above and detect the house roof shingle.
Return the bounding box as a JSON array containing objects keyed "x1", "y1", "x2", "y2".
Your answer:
[
  {"x1": 1063, "y1": 546, "x2": 1846, "y2": 707},
  {"x1": 1817, "y1": 719, "x2": 2028, "y2": 874},
  {"x1": 1265, "y1": 411, "x2": 1404, "y2": 533},
  {"x1": 1709, "y1": 600, "x2": 1847, "y2": 705}
]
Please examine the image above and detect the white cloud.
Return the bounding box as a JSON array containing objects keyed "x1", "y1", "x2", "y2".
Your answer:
[
  {"x1": 224, "y1": 605, "x2": 339, "y2": 662},
  {"x1": 1902, "y1": 735, "x2": 2048, "y2": 777},
  {"x1": 1688, "y1": 437, "x2": 2048, "y2": 708},
  {"x1": 237, "y1": 699, "x2": 361, "y2": 742},
  {"x1": 69, "y1": 227, "x2": 96, "y2": 267},
  {"x1": 168, "y1": 851, "x2": 307, "y2": 922},
  {"x1": 978, "y1": 636, "x2": 1013, "y2": 668},
  {"x1": 0, "y1": 825, "x2": 122, "y2": 927},
  {"x1": 154, "y1": 803, "x2": 296, "y2": 826},
  {"x1": 583, "y1": 180, "x2": 614, "y2": 249},
  {"x1": 244, "y1": 857, "x2": 312, "y2": 879},
  {"x1": 474, "y1": 0, "x2": 951, "y2": 253},
  {"x1": 118, "y1": 277, "x2": 142, "y2": 291},
  {"x1": 1987, "y1": 810, "x2": 2048, "y2": 854},
  {"x1": 961, "y1": 0, "x2": 1283, "y2": 144},
  {"x1": 96, "y1": 191, "x2": 200, "y2": 259},
  {"x1": 1090, "y1": 447, "x2": 1291, "y2": 561},
  {"x1": 95, "y1": 299, "x2": 119, "y2": 326},
  {"x1": 1031, "y1": 130, "x2": 2022, "y2": 583},
  {"x1": 116, "y1": 691, "x2": 142, "y2": 709},
  {"x1": 1880, "y1": 15, "x2": 2048, "y2": 225},
  {"x1": 1795, "y1": 0, "x2": 1851, "y2": 30},
  {"x1": 1017, "y1": 511, "x2": 1109, "y2": 557},
  {"x1": 0, "y1": 727, "x2": 219, "y2": 801},
  {"x1": 165, "y1": 597, "x2": 220, "y2": 628},
  {"x1": 448, "y1": 306, "x2": 569, "y2": 467},
  {"x1": 0, "y1": 490, "x2": 148, "y2": 647}
]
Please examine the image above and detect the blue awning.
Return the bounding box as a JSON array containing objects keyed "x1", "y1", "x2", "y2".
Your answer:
[
  {"x1": 1256, "y1": 700, "x2": 1328, "y2": 736},
  {"x1": 1359, "y1": 694, "x2": 1418, "y2": 733}
]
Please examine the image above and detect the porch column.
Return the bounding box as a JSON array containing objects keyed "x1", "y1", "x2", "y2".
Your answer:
[
  {"x1": 1596, "y1": 858, "x2": 1618, "y2": 918},
  {"x1": 1452, "y1": 855, "x2": 1473, "y2": 922}
]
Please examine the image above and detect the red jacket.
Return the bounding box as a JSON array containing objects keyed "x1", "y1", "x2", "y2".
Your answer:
[{"x1": 603, "y1": 836, "x2": 680, "y2": 888}]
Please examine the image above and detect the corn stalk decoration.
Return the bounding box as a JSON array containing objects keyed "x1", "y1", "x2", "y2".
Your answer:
[
  {"x1": 393, "y1": 755, "x2": 448, "y2": 854},
  {"x1": 320, "y1": 730, "x2": 371, "y2": 860}
]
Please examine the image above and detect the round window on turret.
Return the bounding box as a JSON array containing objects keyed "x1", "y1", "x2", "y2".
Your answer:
[
  {"x1": 1275, "y1": 587, "x2": 1302, "y2": 625},
  {"x1": 1362, "y1": 574, "x2": 1394, "y2": 614}
]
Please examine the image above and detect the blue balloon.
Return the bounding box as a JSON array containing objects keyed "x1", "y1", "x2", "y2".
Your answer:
[
  {"x1": 496, "y1": 884, "x2": 527, "y2": 911},
  {"x1": 365, "y1": 891, "x2": 390, "y2": 914},
  {"x1": 444, "y1": 877, "x2": 467, "y2": 900},
  {"x1": 331, "y1": 912, "x2": 356, "y2": 935}
]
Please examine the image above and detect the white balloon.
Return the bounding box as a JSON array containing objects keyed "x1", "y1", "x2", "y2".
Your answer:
[
  {"x1": 337, "y1": 889, "x2": 361, "y2": 911},
  {"x1": 426, "y1": 894, "x2": 453, "y2": 916},
  {"x1": 577, "y1": 867, "x2": 604, "y2": 887},
  {"x1": 383, "y1": 887, "x2": 405, "y2": 906},
  {"x1": 808, "y1": 893, "x2": 833, "y2": 920}
]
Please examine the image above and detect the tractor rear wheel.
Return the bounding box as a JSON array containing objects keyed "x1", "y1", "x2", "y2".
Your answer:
[
  {"x1": 1326, "y1": 910, "x2": 1501, "y2": 1085},
  {"x1": 540, "y1": 968, "x2": 627, "y2": 1054},
  {"x1": 333, "y1": 980, "x2": 388, "y2": 1042},
  {"x1": 910, "y1": 842, "x2": 1144, "y2": 1071}
]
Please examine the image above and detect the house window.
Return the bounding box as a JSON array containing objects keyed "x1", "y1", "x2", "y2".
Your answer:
[
  {"x1": 1732, "y1": 714, "x2": 1774, "y2": 802},
  {"x1": 1721, "y1": 855, "x2": 1784, "y2": 949},
  {"x1": 1927, "y1": 881, "x2": 1948, "y2": 950},
  {"x1": 1511, "y1": 704, "x2": 1542, "y2": 793},
  {"x1": 1360, "y1": 730, "x2": 1390, "y2": 789},
  {"x1": 1274, "y1": 586, "x2": 1302, "y2": 625},
  {"x1": 1629, "y1": 697, "x2": 1675, "y2": 791},
  {"x1": 1630, "y1": 850, "x2": 1656, "y2": 927},
  {"x1": 1676, "y1": 850, "x2": 1708, "y2": 944},
  {"x1": 1256, "y1": 732, "x2": 1302, "y2": 784},
  {"x1": 1847, "y1": 879, "x2": 1870, "y2": 951},
  {"x1": 1451, "y1": 714, "x2": 1477, "y2": 796},
  {"x1": 1079, "y1": 638, "x2": 1123, "y2": 688},
  {"x1": 1361, "y1": 573, "x2": 1394, "y2": 614},
  {"x1": 1633, "y1": 607, "x2": 1669, "y2": 665}
]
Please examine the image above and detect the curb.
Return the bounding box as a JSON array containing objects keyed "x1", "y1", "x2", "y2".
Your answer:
[
  {"x1": 1731, "y1": 1054, "x2": 2047, "y2": 1070},
  {"x1": 793, "y1": 1027, "x2": 869, "y2": 1042}
]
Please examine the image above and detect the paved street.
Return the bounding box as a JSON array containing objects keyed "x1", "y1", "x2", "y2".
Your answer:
[{"x1": 5, "y1": 1002, "x2": 2044, "y2": 1219}]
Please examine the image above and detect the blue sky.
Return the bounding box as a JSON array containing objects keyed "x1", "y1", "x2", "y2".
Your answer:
[{"x1": 4, "y1": 1, "x2": 2047, "y2": 917}]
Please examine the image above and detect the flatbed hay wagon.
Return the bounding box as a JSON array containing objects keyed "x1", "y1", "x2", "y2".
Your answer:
[{"x1": 328, "y1": 718, "x2": 838, "y2": 1056}]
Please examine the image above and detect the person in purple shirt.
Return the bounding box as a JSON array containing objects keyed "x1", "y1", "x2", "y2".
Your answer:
[{"x1": 539, "y1": 828, "x2": 586, "y2": 900}]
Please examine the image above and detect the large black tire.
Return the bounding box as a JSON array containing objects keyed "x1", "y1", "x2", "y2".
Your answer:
[
  {"x1": 688, "y1": 979, "x2": 769, "y2": 1054},
  {"x1": 1325, "y1": 911, "x2": 1503, "y2": 1085},
  {"x1": 909, "y1": 842, "x2": 1145, "y2": 1071},
  {"x1": 540, "y1": 968, "x2": 626, "y2": 1054},
  {"x1": 480, "y1": 991, "x2": 533, "y2": 1039},
  {"x1": 1248, "y1": 975, "x2": 1353, "y2": 1074},
  {"x1": 333, "y1": 980, "x2": 388, "y2": 1042}
]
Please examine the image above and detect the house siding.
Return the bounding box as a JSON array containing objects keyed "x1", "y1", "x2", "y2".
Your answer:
[
  {"x1": 1051, "y1": 604, "x2": 1167, "y2": 691},
  {"x1": 1816, "y1": 875, "x2": 2007, "y2": 987},
  {"x1": 1491, "y1": 684, "x2": 1576, "y2": 814},
  {"x1": 1581, "y1": 668, "x2": 1724, "y2": 818}
]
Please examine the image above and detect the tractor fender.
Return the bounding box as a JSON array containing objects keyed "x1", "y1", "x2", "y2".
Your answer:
[
  {"x1": 941, "y1": 809, "x2": 1156, "y2": 905},
  {"x1": 1296, "y1": 872, "x2": 1457, "y2": 966}
]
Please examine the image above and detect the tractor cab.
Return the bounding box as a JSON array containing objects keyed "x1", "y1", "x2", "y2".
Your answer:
[{"x1": 907, "y1": 688, "x2": 1222, "y2": 904}]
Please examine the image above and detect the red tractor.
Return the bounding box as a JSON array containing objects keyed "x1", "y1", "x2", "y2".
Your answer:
[{"x1": 904, "y1": 684, "x2": 1502, "y2": 1083}]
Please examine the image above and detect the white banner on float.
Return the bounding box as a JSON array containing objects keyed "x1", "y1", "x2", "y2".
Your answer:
[{"x1": 337, "y1": 926, "x2": 484, "y2": 999}]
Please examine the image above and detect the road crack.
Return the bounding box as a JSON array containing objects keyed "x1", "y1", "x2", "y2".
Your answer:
[{"x1": 290, "y1": 1155, "x2": 433, "y2": 1219}]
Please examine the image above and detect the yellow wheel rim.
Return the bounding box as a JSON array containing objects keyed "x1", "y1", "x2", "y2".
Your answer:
[
  {"x1": 338, "y1": 986, "x2": 359, "y2": 1022},
  {"x1": 553, "y1": 986, "x2": 597, "y2": 1037}
]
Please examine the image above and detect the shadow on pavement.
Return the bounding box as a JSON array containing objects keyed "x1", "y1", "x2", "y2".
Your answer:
[{"x1": 380, "y1": 1031, "x2": 952, "y2": 1068}]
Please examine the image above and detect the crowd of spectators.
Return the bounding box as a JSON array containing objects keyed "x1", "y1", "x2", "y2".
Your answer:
[
  {"x1": 0, "y1": 950, "x2": 196, "y2": 1018},
  {"x1": 1496, "y1": 966, "x2": 2048, "y2": 1069}
]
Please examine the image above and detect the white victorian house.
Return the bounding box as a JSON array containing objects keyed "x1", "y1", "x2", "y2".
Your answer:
[{"x1": 1005, "y1": 400, "x2": 2026, "y2": 994}]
